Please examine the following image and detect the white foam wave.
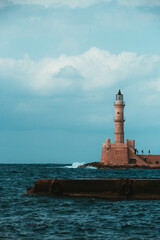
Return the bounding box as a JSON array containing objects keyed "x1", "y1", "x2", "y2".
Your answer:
[
  {"x1": 86, "y1": 166, "x2": 97, "y2": 169},
  {"x1": 66, "y1": 162, "x2": 85, "y2": 168}
]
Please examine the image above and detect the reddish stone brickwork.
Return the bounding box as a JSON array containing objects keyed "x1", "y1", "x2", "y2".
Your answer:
[
  {"x1": 101, "y1": 141, "x2": 128, "y2": 165},
  {"x1": 101, "y1": 90, "x2": 160, "y2": 167},
  {"x1": 114, "y1": 97, "x2": 125, "y2": 143},
  {"x1": 101, "y1": 139, "x2": 160, "y2": 166},
  {"x1": 101, "y1": 139, "x2": 148, "y2": 166},
  {"x1": 138, "y1": 155, "x2": 160, "y2": 165}
]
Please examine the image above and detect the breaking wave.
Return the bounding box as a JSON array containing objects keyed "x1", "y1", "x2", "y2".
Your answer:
[
  {"x1": 86, "y1": 166, "x2": 97, "y2": 169},
  {"x1": 66, "y1": 162, "x2": 85, "y2": 168}
]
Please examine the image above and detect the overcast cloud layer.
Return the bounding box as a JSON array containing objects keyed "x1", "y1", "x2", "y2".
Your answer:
[
  {"x1": 3, "y1": 0, "x2": 160, "y2": 8},
  {"x1": 0, "y1": 0, "x2": 160, "y2": 163},
  {"x1": 1, "y1": 48, "x2": 160, "y2": 97}
]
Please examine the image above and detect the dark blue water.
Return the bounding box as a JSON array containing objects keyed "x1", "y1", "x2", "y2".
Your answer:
[{"x1": 1, "y1": 164, "x2": 160, "y2": 240}]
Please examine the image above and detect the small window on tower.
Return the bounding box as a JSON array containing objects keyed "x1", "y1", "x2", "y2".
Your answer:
[{"x1": 117, "y1": 112, "x2": 119, "y2": 114}]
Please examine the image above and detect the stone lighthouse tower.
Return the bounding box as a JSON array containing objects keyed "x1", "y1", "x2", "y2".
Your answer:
[
  {"x1": 101, "y1": 89, "x2": 160, "y2": 166},
  {"x1": 114, "y1": 90, "x2": 125, "y2": 143}
]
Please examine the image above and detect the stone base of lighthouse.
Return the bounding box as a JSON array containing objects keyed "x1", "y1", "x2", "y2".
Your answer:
[{"x1": 101, "y1": 139, "x2": 160, "y2": 166}]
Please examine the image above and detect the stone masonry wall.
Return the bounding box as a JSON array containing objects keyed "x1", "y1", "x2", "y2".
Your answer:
[
  {"x1": 101, "y1": 139, "x2": 160, "y2": 166},
  {"x1": 138, "y1": 155, "x2": 160, "y2": 164},
  {"x1": 101, "y1": 142, "x2": 129, "y2": 165}
]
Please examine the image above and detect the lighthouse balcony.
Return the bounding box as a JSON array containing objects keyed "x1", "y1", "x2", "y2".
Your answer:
[
  {"x1": 114, "y1": 101, "x2": 125, "y2": 106},
  {"x1": 113, "y1": 118, "x2": 125, "y2": 122}
]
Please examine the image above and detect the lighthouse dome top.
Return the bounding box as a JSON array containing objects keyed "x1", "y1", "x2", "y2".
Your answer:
[{"x1": 116, "y1": 89, "x2": 123, "y2": 101}]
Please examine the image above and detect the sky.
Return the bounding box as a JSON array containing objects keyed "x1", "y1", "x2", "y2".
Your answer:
[{"x1": 0, "y1": 0, "x2": 160, "y2": 163}]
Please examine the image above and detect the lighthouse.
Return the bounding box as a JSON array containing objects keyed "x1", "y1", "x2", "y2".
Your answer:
[
  {"x1": 114, "y1": 90, "x2": 125, "y2": 143},
  {"x1": 101, "y1": 90, "x2": 160, "y2": 166}
]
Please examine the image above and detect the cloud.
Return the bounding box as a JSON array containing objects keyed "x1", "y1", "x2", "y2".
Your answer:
[
  {"x1": 0, "y1": 0, "x2": 11, "y2": 8},
  {"x1": 118, "y1": 0, "x2": 160, "y2": 7},
  {"x1": 5, "y1": 0, "x2": 160, "y2": 8},
  {"x1": 153, "y1": 78, "x2": 160, "y2": 91},
  {"x1": 8, "y1": 0, "x2": 111, "y2": 8},
  {"x1": 0, "y1": 48, "x2": 160, "y2": 97}
]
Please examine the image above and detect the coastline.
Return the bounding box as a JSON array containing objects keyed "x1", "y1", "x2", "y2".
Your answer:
[{"x1": 78, "y1": 162, "x2": 160, "y2": 169}]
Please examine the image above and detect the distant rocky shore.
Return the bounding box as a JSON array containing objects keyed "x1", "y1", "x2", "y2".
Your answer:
[{"x1": 78, "y1": 162, "x2": 160, "y2": 169}]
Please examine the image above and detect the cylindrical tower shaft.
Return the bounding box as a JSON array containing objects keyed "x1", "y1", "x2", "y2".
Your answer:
[{"x1": 114, "y1": 90, "x2": 125, "y2": 143}]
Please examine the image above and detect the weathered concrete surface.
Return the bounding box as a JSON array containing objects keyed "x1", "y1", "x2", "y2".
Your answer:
[{"x1": 25, "y1": 178, "x2": 160, "y2": 200}]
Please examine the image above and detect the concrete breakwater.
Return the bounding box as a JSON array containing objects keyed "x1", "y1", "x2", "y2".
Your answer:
[{"x1": 25, "y1": 178, "x2": 160, "y2": 200}]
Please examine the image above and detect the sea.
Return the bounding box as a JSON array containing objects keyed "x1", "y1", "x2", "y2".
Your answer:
[{"x1": 1, "y1": 162, "x2": 160, "y2": 240}]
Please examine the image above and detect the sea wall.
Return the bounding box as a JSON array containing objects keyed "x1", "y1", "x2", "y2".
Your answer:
[{"x1": 138, "y1": 155, "x2": 160, "y2": 165}]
